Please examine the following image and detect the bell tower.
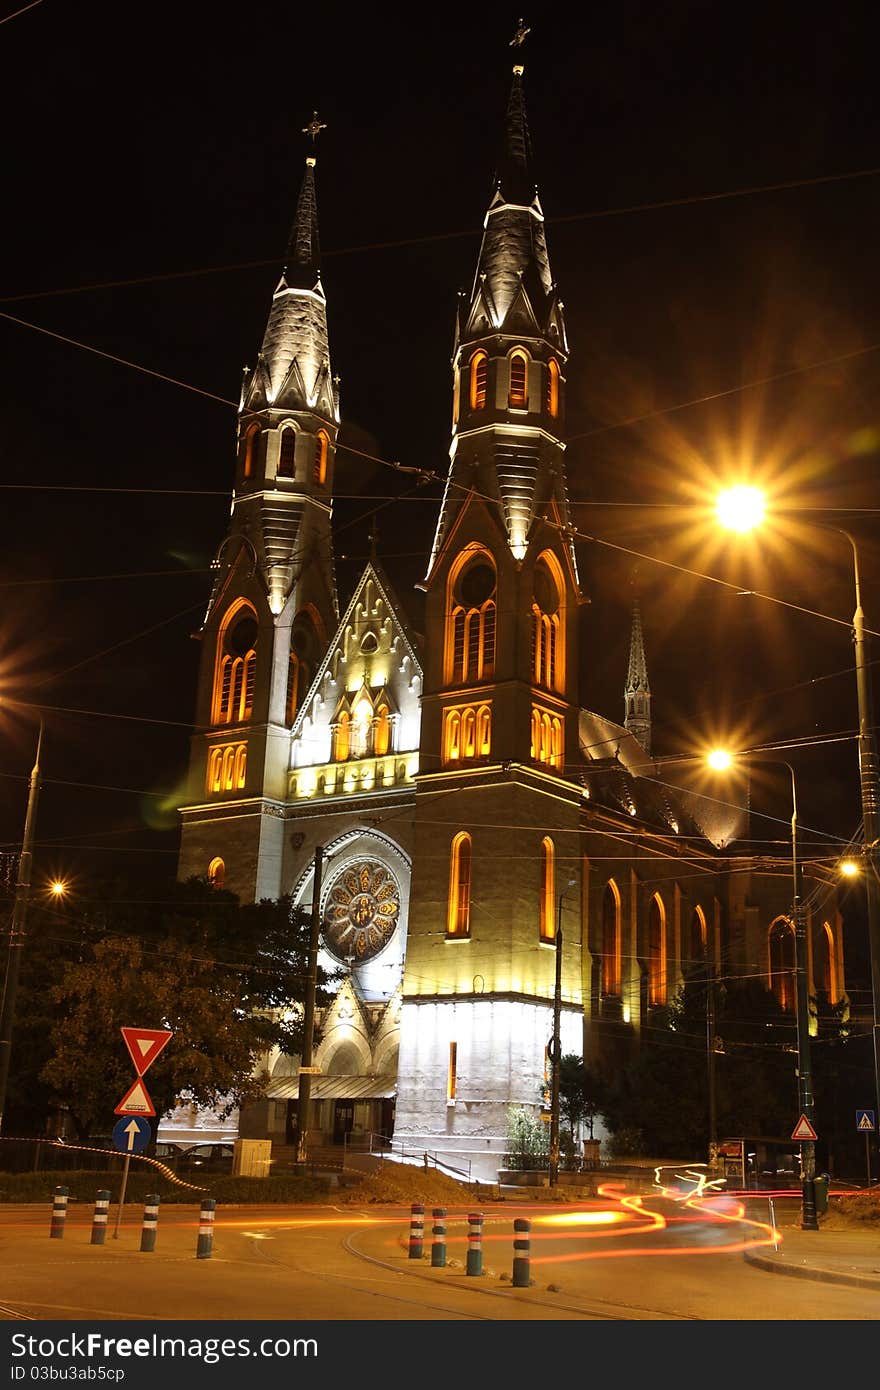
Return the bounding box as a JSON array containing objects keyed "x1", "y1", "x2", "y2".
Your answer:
[
  {"x1": 394, "y1": 53, "x2": 588, "y2": 1177},
  {"x1": 178, "y1": 123, "x2": 340, "y2": 902}
]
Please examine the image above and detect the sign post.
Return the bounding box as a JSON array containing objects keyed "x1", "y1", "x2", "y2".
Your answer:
[
  {"x1": 111, "y1": 1027, "x2": 171, "y2": 1238},
  {"x1": 856, "y1": 1109, "x2": 876, "y2": 1183}
]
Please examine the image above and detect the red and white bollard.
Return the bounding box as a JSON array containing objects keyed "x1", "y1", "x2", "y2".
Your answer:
[
  {"x1": 467, "y1": 1211, "x2": 484, "y2": 1276},
  {"x1": 140, "y1": 1194, "x2": 160, "y2": 1252},
  {"x1": 408, "y1": 1203, "x2": 425, "y2": 1259},
  {"x1": 196, "y1": 1198, "x2": 216, "y2": 1259},
  {"x1": 90, "y1": 1190, "x2": 111, "y2": 1245},
  {"x1": 50, "y1": 1186, "x2": 69, "y2": 1240}
]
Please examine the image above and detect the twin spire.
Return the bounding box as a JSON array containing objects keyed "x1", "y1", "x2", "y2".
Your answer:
[{"x1": 242, "y1": 112, "x2": 336, "y2": 419}]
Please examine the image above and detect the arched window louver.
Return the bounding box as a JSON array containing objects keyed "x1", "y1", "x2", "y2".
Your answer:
[
  {"x1": 314, "y1": 430, "x2": 329, "y2": 485},
  {"x1": 446, "y1": 553, "x2": 496, "y2": 685},
  {"x1": 469, "y1": 351, "x2": 488, "y2": 410},
  {"x1": 546, "y1": 358, "x2": 560, "y2": 418},
  {"x1": 509, "y1": 350, "x2": 529, "y2": 409},
  {"x1": 213, "y1": 605, "x2": 258, "y2": 725}
]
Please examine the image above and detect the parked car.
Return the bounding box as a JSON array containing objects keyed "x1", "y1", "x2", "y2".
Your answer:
[{"x1": 175, "y1": 1142, "x2": 235, "y2": 1175}]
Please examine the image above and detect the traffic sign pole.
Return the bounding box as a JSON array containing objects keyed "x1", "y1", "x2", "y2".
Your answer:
[{"x1": 113, "y1": 1156, "x2": 131, "y2": 1241}]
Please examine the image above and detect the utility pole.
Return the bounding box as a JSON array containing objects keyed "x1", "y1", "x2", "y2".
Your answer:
[
  {"x1": 0, "y1": 720, "x2": 43, "y2": 1136},
  {"x1": 549, "y1": 879, "x2": 577, "y2": 1189},
  {"x1": 706, "y1": 950, "x2": 718, "y2": 1169},
  {"x1": 296, "y1": 844, "x2": 324, "y2": 1167}
]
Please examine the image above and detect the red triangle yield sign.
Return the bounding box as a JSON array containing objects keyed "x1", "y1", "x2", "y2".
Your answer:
[
  {"x1": 791, "y1": 1114, "x2": 818, "y2": 1141},
  {"x1": 120, "y1": 1027, "x2": 173, "y2": 1076},
  {"x1": 114, "y1": 1077, "x2": 156, "y2": 1117}
]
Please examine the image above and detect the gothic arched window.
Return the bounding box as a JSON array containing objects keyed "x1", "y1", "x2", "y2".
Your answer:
[
  {"x1": 531, "y1": 552, "x2": 565, "y2": 692},
  {"x1": 469, "y1": 351, "x2": 488, "y2": 411},
  {"x1": 546, "y1": 358, "x2": 560, "y2": 418},
  {"x1": 601, "y1": 881, "x2": 621, "y2": 995},
  {"x1": 509, "y1": 349, "x2": 529, "y2": 409},
  {"x1": 648, "y1": 894, "x2": 666, "y2": 1006},
  {"x1": 208, "y1": 857, "x2": 225, "y2": 890},
  {"x1": 314, "y1": 430, "x2": 329, "y2": 485},
  {"x1": 375, "y1": 703, "x2": 390, "y2": 756},
  {"x1": 243, "y1": 424, "x2": 260, "y2": 479},
  {"x1": 213, "y1": 603, "x2": 258, "y2": 725},
  {"x1": 447, "y1": 832, "x2": 472, "y2": 937},
  {"x1": 446, "y1": 551, "x2": 497, "y2": 685},
  {"x1": 335, "y1": 711, "x2": 351, "y2": 762},
  {"x1": 819, "y1": 921, "x2": 838, "y2": 1003},
  {"x1": 278, "y1": 426, "x2": 296, "y2": 478},
  {"x1": 539, "y1": 836, "x2": 555, "y2": 942},
  {"x1": 769, "y1": 917, "x2": 795, "y2": 1012}
]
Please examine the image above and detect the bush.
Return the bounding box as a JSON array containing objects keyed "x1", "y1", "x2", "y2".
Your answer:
[
  {"x1": 504, "y1": 1106, "x2": 549, "y2": 1169},
  {"x1": 0, "y1": 1168, "x2": 332, "y2": 1204},
  {"x1": 606, "y1": 1126, "x2": 645, "y2": 1158}
]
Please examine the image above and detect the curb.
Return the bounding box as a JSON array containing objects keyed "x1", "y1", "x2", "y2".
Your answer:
[{"x1": 744, "y1": 1247, "x2": 880, "y2": 1290}]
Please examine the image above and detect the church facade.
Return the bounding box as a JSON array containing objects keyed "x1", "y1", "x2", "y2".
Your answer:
[{"x1": 175, "y1": 63, "x2": 847, "y2": 1179}]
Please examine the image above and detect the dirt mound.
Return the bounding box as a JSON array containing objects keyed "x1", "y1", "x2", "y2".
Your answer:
[
  {"x1": 336, "y1": 1160, "x2": 479, "y2": 1206},
  {"x1": 824, "y1": 1190, "x2": 880, "y2": 1228}
]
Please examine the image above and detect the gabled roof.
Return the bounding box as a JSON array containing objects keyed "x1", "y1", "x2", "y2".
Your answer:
[{"x1": 290, "y1": 559, "x2": 423, "y2": 741}]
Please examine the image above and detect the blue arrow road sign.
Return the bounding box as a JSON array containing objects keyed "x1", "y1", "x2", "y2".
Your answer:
[
  {"x1": 856, "y1": 1110, "x2": 876, "y2": 1132},
  {"x1": 112, "y1": 1116, "x2": 152, "y2": 1153}
]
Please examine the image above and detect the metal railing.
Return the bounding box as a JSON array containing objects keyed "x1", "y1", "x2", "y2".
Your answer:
[{"x1": 366, "y1": 1132, "x2": 472, "y2": 1182}]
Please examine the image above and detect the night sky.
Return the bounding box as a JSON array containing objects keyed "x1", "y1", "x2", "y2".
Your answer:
[{"x1": 2, "y1": 1, "x2": 879, "y2": 947}]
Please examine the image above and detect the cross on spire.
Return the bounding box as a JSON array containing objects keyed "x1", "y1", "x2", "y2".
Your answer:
[
  {"x1": 509, "y1": 18, "x2": 530, "y2": 48},
  {"x1": 302, "y1": 110, "x2": 327, "y2": 145}
]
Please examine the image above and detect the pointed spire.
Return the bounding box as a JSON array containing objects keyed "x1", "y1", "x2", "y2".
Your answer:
[
  {"x1": 283, "y1": 155, "x2": 321, "y2": 289},
  {"x1": 495, "y1": 63, "x2": 535, "y2": 206},
  {"x1": 624, "y1": 601, "x2": 652, "y2": 755},
  {"x1": 244, "y1": 125, "x2": 336, "y2": 416}
]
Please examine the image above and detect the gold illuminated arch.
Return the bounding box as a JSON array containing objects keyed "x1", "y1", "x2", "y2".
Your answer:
[
  {"x1": 539, "y1": 836, "x2": 555, "y2": 942},
  {"x1": 648, "y1": 893, "x2": 667, "y2": 1006},
  {"x1": 601, "y1": 879, "x2": 622, "y2": 995},
  {"x1": 469, "y1": 350, "x2": 488, "y2": 410},
  {"x1": 447, "y1": 832, "x2": 472, "y2": 937},
  {"x1": 508, "y1": 348, "x2": 529, "y2": 409}
]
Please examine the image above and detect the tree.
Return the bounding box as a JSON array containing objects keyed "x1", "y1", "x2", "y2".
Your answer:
[
  {"x1": 559, "y1": 1054, "x2": 607, "y2": 1142},
  {"x1": 30, "y1": 879, "x2": 329, "y2": 1140}
]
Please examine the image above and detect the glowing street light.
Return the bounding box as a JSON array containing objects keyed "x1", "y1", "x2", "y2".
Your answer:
[
  {"x1": 707, "y1": 748, "x2": 819, "y2": 1231},
  {"x1": 48, "y1": 880, "x2": 68, "y2": 899},
  {"x1": 839, "y1": 859, "x2": 861, "y2": 880},
  {"x1": 715, "y1": 485, "x2": 765, "y2": 533}
]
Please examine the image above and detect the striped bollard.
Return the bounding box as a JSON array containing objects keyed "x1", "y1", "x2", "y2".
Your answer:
[
  {"x1": 90, "y1": 1190, "x2": 111, "y2": 1245},
  {"x1": 50, "y1": 1186, "x2": 69, "y2": 1240},
  {"x1": 431, "y1": 1207, "x2": 447, "y2": 1267},
  {"x1": 196, "y1": 1198, "x2": 216, "y2": 1259},
  {"x1": 512, "y1": 1217, "x2": 531, "y2": 1287},
  {"x1": 140, "y1": 1194, "x2": 160, "y2": 1252},
  {"x1": 467, "y1": 1211, "x2": 484, "y2": 1276},
  {"x1": 408, "y1": 1203, "x2": 424, "y2": 1259}
]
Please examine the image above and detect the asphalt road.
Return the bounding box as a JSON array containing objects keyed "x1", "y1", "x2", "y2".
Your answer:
[{"x1": 0, "y1": 1193, "x2": 876, "y2": 1322}]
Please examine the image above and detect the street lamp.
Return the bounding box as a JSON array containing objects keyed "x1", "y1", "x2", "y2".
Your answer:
[
  {"x1": 548, "y1": 877, "x2": 578, "y2": 1190},
  {"x1": 709, "y1": 748, "x2": 818, "y2": 1230},
  {"x1": 716, "y1": 489, "x2": 880, "y2": 1163},
  {"x1": 0, "y1": 716, "x2": 44, "y2": 1136}
]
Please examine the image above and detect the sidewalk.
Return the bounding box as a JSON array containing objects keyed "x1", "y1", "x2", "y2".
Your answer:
[{"x1": 745, "y1": 1225, "x2": 880, "y2": 1289}]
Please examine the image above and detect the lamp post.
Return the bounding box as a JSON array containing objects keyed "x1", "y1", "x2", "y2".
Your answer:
[
  {"x1": 716, "y1": 489, "x2": 880, "y2": 1156},
  {"x1": 296, "y1": 844, "x2": 325, "y2": 1167},
  {"x1": 709, "y1": 749, "x2": 818, "y2": 1229},
  {"x1": 0, "y1": 717, "x2": 43, "y2": 1136},
  {"x1": 548, "y1": 878, "x2": 577, "y2": 1190}
]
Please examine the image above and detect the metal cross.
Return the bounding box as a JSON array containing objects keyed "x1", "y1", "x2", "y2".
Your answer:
[
  {"x1": 302, "y1": 111, "x2": 327, "y2": 144},
  {"x1": 510, "y1": 18, "x2": 530, "y2": 47}
]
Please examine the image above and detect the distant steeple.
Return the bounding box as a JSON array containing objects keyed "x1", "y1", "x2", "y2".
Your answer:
[{"x1": 624, "y1": 600, "x2": 652, "y2": 754}]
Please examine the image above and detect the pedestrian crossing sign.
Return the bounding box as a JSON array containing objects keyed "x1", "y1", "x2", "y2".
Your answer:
[{"x1": 856, "y1": 1110, "x2": 876, "y2": 1132}]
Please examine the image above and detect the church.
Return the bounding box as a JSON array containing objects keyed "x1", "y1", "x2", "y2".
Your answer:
[{"x1": 173, "y1": 57, "x2": 847, "y2": 1180}]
